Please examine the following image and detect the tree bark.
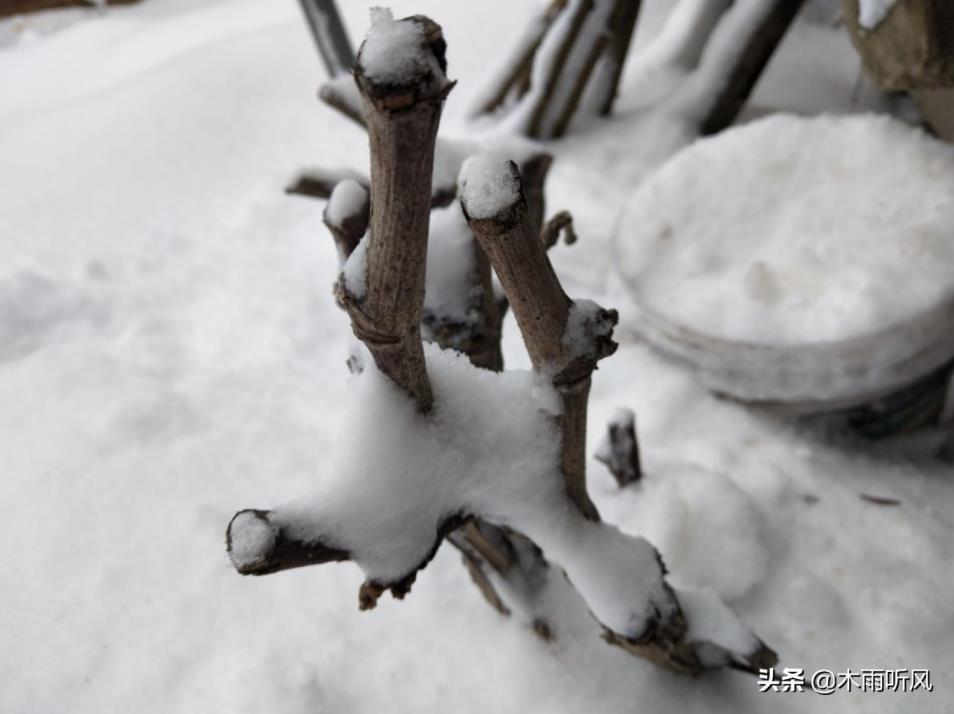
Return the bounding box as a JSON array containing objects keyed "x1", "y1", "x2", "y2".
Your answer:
[
  {"x1": 592, "y1": 0, "x2": 643, "y2": 115},
  {"x1": 699, "y1": 0, "x2": 806, "y2": 135},
  {"x1": 335, "y1": 16, "x2": 454, "y2": 413},
  {"x1": 461, "y1": 159, "x2": 619, "y2": 519},
  {"x1": 475, "y1": 0, "x2": 569, "y2": 115}
]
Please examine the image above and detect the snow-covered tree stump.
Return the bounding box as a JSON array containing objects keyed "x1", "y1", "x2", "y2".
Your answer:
[{"x1": 228, "y1": 10, "x2": 776, "y2": 677}]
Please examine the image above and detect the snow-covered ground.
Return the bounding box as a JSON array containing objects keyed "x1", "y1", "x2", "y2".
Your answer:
[{"x1": 1, "y1": 1, "x2": 951, "y2": 712}]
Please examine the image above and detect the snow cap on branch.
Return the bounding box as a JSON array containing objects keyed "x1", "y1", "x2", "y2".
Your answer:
[
  {"x1": 458, "y1": 154, "x2": 522, "y2": 220},
  {"x1": 357, "y1": 9, "x2": 450, "y2": 99},
  {"x1": 326, "y1": 180, "x2": 369, "y2": 227},
  {"x1": 228, "y1": 510, "x2": 278, "y2": 572}
]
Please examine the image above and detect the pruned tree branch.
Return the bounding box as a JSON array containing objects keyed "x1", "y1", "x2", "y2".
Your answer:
[
  {"x1": 474, "y1": 0, "x2": 799, "y2": 140},
  {"x1": 474, "y1": 0, "x2": 569, "y2": 115},
  {"x1": 334, "y1": 14, "x2": 455, "y2": 413},
  {"x1": 590, "y1": 0, "x2": 643, "y2": 115},
  {"x1": 519, "y1": 152, "x2": 554, "y2": 234},
  {"x1": 595, "y1": 407, "x2": 642, "y2": 487},
  {"x1": 286, "y1": 167, "x2": 369, "y2": 200},
  {"x1": 524, "y1": 0, "x2": 607, "y2": 139},
  {"x1": 319, "y1": 75, "x2": 367, "y2": 128},
  {"x1": 287, "y1": 168, "x2": 456, "y2": 209},
  {"x1": 460, "y1": 156, "x2": 615, "y2": 519},
  {"x1": 227, "y1": 509, "x2": 349, "y2": 576},
  {"x1": 458, "y1": 155, "x2": 776, "y2": 674},
  {"x1": 475, "y1": 0, "x2": 642, "y2": 138},
  {"x1": 229, "y1": 11, "x2": 777, "y2": 678},
  {"x1": 698, "y1": 0, "x2": 806, "y2": 135},
  {"x1": 448, "y1": 522, "x2": 552, "y2": 636}
]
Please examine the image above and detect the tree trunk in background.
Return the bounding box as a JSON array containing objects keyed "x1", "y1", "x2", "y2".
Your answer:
[{"x1": 842, "y1": 0, "x2": 954, "y2": 90}]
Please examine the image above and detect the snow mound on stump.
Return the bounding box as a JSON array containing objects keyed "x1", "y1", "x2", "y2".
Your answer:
[
  {"x1": 458, "y1": 154, "x2": 521, "y2": 219},
  {"x1": 359, "y1": 9, "x2": 445, "y2": 86},
  {"x1": 275, "y1": 344, "x2": 689, "y2": 638}
]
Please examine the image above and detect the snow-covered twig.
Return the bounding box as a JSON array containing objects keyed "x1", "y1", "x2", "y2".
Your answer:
[
  {"x1": 588, "y1": 0, "x2": 642, "y2": 115},
  {"x1": 459, "y1": 155, "x2": 776, "y2": 673},
  {"x1": 226, "y1": 509, "x2": 349, "y2": 576},
  {"x1": 286, "y1": 165, "x2": 456, "y2": 209},
  {"x1": 323, "y1": 180, "x2": 369, "y2": 266},
  {"x1": 318, "y1": 74, "x2": 366, "y2": 128},
  {"x1": 285, "y1": 167, "x2": 369, "y2": 201},
  {"x1": 334, "y1": 12, "x2": 454, "y2": 413},
  {"x1": 472, "y1": 0, "x2": 570, "y2": 115},
  {"x1": 460, "y1": 155, "x2": 616, "y2": 519},
  {"x1": 422, "y1": 203, "x2": 504, "y2": 372},
  {"x1": 479, "y1": 0, "x2": 801, "y2": 139},
  {"x1": 521, "y1": 0, "x2": 618, "y2": 139},
  {"x1": 474, "y1": 0, "x2": 644, "y2": 138},
  {"x1": 696, "y1": 0, "x2": 806, "y2": 135}
]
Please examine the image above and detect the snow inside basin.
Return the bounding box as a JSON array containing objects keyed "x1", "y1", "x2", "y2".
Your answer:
[{"x1": 612, "y1": 114, "x2": 954, "y2": 408}]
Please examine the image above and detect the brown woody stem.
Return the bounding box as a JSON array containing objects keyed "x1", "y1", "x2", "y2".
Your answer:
[
  {"x1": 698, "y1": 0, "x2": 805, "y2": 135},
  {"x1": 476, "y1": 0, "x2": 570, "y2": 114},
  {"x1": 541, "y1": 210, "x2": 578, "y2": 249},
  {"x1": 226, "y1": 509, "x2": 349, "y2": 576},
  {"x1": 595, "y1": 408, "x2": 642, "y2": 487},
  {"x1": 461, "y1": 158, "x2": 617, "y2": 519},
  {"x1": 336, "y1": 15, "x2": 454, "y2": 412},
  {"x1": 593, "y1": 0, "x2": 643, "y2": 115},
  {"x1": 319, "y1": 76, "x2": 367, "y2": 129},
  {"x1": 286, "y1": 168, "x2": 369, "y2": 200}
]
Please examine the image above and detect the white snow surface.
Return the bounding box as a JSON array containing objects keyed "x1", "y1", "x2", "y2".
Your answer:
[
  {"x1": 423, "y1": 202, "x2": 477, "y2": 325},
  {"x1": 340, "y1": 233, "x2": 369, "y2": 300},
  {"x1": 2, "y1": 1, "x2": 953, "y2": 713},
  {"x1": 613, "y1": 113, "x2": 954, "y2": 402},
  {"x1": 279, "y1": 343, "x2": 681, "y2": 639},
  {"x1": 615, "y1": 114, "x2": 954, "y2": 346},
  {"x1": 859, "y1": 0, "x2": 899, "y2": 30}
]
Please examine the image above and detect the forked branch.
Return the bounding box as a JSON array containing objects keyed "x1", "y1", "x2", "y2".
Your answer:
[
  {"x1": 460, "y1": 156, "x2": 617, "y2": 518},
  {"x1": 229, "y1": 11, "x2": 777, "y2": 677}
]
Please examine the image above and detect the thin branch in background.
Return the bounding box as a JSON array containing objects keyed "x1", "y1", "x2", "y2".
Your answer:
[
  {"x1": 323, "y1": 179, "x2": 369, "y2": 265},
  {"x1": 297, "y1": 0, "x2": 355, "y2": 77}
]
